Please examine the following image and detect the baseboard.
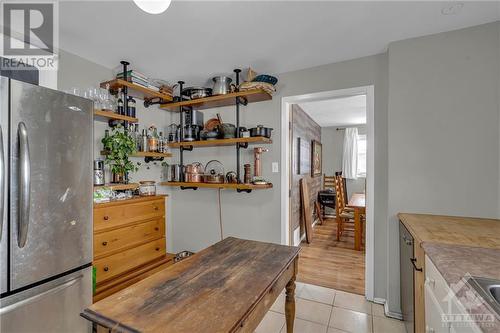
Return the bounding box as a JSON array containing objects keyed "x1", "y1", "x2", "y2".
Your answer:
[{"x1": 383, "y1": 300, "x2": 403, "y2": 320}]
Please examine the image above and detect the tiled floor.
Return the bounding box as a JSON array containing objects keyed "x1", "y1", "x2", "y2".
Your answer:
[{"x1": 256, "y1": 282, "x2": 406, "y2": 333}]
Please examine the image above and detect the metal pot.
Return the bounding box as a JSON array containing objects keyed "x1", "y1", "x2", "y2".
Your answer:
[
  {"x1": 182, "y1": 87, "x2": 212, "y2": 100},
  {"x1": 212, "y1": 76, "x2": 235, "y2": 95},
  {"x1": 169, "y1": 164, "x2": 184, "y2": 182},
  {"x1": 220, "y1": 123, "x2": 236, "y2": 139},
  {"x1": 249, "y1": 125, "x2": 273, "y2": 138}
]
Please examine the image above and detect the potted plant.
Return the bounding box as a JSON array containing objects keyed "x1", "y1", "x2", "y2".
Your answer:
[{"x1": 101, "y1": 125, "x2": 138, "y2": 183}]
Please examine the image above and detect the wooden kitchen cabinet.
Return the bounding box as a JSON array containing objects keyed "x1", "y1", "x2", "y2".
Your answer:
[{"x1": 93, "y1": 195, "x2": 173, "y2": 302}]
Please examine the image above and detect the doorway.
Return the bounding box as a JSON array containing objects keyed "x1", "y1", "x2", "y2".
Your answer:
[{"x1": 280, "y1": 86, "x2": 375, "y2": 300}]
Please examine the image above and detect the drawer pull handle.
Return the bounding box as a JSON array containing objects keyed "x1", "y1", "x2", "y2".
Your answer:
[
  {"x1": 103, "y1": 267, "x2": 109, "y2": 272},
  {"x1": 155, "y1": 227, "x2": 159, "y2": 231},
  {"x1": 154, "y1": 206, "x2": 159, "y2": 211},
  {"x1": 102, "y1": 241, "x2": 107, "y2": 246},
  {"x1": 103, "y1": 216, "x2": 109, "y2": 221},
  {"x1": 156, "y1": 247, "x2": 160, "y2": 251},
  {"x1": 410, "y1": 258, "x2": 423, "y2": 272}
]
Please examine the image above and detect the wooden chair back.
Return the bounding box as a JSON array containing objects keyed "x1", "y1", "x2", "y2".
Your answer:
[
  {"x1": 323, "y1": 175, "x2": 335, "y2": 190},
  {"x1": 300, "y1": 178, "x2": 313, "y2": 243}
]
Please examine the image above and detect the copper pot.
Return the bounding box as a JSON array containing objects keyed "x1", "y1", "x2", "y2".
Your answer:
[
  {"x1": 185, "y1": 173, "x2": 204, "y2": 183},
  {"x1": 185, "y1": 162, "x2": 204, "y2": 183},
  {"x1": 185, "y1": 162, "x2": 204, "y2": 174}
]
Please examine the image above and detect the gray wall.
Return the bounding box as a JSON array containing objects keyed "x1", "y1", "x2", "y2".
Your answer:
[
  {"x1": 57, "y1": 50, "x2": 176, "y2": 253},
  {"x1": 321, "y1": 125, "x2": 366, "y2": 197},
  {"x1": 386, "y1": 22, "x2": 500, "y2": 313},
  {"x1": 168, "y1": 52, "x2": 390, "y2": 301}
]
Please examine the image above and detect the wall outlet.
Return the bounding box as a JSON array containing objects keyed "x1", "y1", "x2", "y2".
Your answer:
[{"x1": 272, "y1": 162, "x2": 279, "y2": 173}]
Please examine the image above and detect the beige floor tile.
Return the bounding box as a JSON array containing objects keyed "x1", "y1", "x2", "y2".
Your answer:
[
  {"x1": 271, "y1": 293, "x2": 286, "y2": 314},
  {"x1": 297, "y1": 283, "x2": 336, "y2": 305},
  {"x1": 371, "y1": 303, "x2": 385, "y2": 317},
  {"x1": 373, "y1": 316, "x2": 406, "y2": 333},
  {"x1": 333, "y1": 291, "x2": 372, "y2": 314},
  {"x1": 280, "y1": 318, "x2": 328, "y2": 333},
  {"x1": 327, "y1": 328, "x2": 349, "y2": 333},
  {"x1": 329, "y1": 307, "x2": 372, "y2": 333},
  {"x1": 295, "y1": 298, "x2": 333, "y2": 325},
  {"x1": 255, "y1": 311, "x2": 286, "y2": 333}
]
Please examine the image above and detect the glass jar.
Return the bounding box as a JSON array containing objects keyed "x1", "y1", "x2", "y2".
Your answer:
[{"x1": 139, "y1": 181, "x2": 156, "y2": 196}]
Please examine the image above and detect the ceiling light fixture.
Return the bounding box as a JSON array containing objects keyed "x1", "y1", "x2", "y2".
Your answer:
[{"x1": 133, "y1": 0, "x2": 171, "y2": 14}]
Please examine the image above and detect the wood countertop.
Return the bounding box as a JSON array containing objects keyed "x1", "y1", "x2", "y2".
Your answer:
[
  {"x1": 81, "y1": 237, "x2": 300, "y2": 333},
  {"x1": 398, "y1": 213, "x2": 500, "y2": 249}
]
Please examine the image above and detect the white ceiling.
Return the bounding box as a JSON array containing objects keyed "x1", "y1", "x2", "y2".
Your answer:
[
  {"x1": 59, "y1": 1, "x2": 500, "y2": 86},
  {"x1": 299, "y1": 95, "x2": 366, "y2": 127}
]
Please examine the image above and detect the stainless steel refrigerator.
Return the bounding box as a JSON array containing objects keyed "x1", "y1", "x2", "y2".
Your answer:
[{"x1": 0, "y1": 77, "x2": 93, "y2": 332}]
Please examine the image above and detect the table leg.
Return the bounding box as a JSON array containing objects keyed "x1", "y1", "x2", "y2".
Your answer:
[
  {"x1": 354, "y1": 208, "x2": 361, "y2": 251},
  {"x1": 285, "y1": 276, "x2": 296, "y2": 333}
]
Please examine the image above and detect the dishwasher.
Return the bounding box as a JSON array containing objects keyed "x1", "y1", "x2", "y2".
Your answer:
[{"x1": 400, "y1": 222, "x2": 416, "y2": 333}]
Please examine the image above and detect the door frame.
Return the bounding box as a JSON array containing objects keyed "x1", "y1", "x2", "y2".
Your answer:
[{"x1": 280, "y1": 85, "x2": 375, "y2": 301}]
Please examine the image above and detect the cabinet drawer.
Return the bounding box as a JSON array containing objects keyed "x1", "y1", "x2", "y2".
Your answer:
[
  {"x1": 94, "y1": 199, "x2": 165, "y2": 232},
  {"x1": 94, "y1": 237, "x2": 166, "y2": 284},
  {"x1": 94, "y1": 219, "x2": 165, "y2": 259},
  {"x1": 425, "y1": 255, "x2": 452, "y2": 313}
]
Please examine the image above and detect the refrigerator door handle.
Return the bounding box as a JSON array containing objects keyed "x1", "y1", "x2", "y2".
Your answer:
[
  {"x1": 0, "y1": 125, "x2": 4, "y2": 241},
  {"x1": 17, "y1": 122, "x2": 30, "y2": 248}
]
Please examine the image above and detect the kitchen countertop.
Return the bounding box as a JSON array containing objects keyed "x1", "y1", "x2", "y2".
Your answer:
[
  {"x1": 422, "y1": 243, "x2": 500, "y2": 332},
  {"x1": 398, "y1": 213, "x2": 500, "y2": 249},
  {"x1": 399, "y1": 213, "x2": 500, "y2": 332}
]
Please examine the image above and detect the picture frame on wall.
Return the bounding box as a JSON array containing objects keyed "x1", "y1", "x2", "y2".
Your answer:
[
  {"x1": 297, "y1": 137, "x2": 310, "y2": 175},
  {"x1": 311, "y1": 140, "x2": 322, "y2": 177}
]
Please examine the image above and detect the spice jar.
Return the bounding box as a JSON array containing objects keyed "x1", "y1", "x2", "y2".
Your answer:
[{"x1": 139, "y1": 181, "x2": 156, "y2": 196}]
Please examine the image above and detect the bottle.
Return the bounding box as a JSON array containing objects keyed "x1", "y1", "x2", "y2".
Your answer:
[
  {"x1": 158, "y1": 131, "x2": 165, "y2": 153},
  {"x1": 133, "y1": 124, "x2": 141, "y2": 151},
  {"x1": 148, "y1": 127, "x2": 159, "y2": 152},
  {"x1": 117, "y1": 89, "x2": 124, "y2": 115},
  {"x1": 127, "y1": 96, "x2": 136, "y2": 118},
  {"x1": 141, "y1": 128, "x2": 148, "y2": 152}
]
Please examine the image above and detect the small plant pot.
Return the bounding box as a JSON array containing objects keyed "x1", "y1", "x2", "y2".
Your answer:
[{"x1": 111, "y1": 171, "x2": 128, "y2": 184}]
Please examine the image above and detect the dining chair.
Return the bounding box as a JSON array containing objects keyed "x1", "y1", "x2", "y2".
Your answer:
[{"x1": 334, "y1": 175, "x2": 355, "y2": 241}]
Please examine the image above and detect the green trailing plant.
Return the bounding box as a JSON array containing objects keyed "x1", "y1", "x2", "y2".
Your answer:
[{"x1": 101, "y1": 125, "x2": 138, "y2": 181}]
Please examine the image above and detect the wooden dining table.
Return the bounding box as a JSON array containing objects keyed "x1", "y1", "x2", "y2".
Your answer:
[
  {"x1": 348, "y1": 193, "x2": 366, "y2": 251},
  {"x1": 81, "y1": 237, "x2": 300, "y2": 333}
]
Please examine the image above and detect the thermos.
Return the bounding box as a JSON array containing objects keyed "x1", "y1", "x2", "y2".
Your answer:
[{"x1": 93, "y1": 160, "x2": 105, "y2": 186}]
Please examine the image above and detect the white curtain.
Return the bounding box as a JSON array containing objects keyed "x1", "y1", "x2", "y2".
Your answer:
[{"x1": 342, "y1": 128, "x2": 358, "y2": 179}]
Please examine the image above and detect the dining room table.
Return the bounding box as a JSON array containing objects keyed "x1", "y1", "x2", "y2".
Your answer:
[
  {"x1": 348, "y1": 192, "x2": 366, "y2": 251},
  {"x1": 81, "y1": 237, "x2": 300, "y2": 333}
]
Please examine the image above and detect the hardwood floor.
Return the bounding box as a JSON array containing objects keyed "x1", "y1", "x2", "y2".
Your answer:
[{"x1": 297, "y1": 217, "x2": 365, "y2": 295}]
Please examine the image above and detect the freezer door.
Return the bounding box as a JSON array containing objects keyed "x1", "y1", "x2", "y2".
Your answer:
[
  {"x1": 0, "y1": 77, "x2": 8, "y2": 294},
  {"x1": 9, "y1": 79, "x2": 93, "y2": 290},
  {"x1": 0, "y1": 266, "x2": 92, "y2": 333}
]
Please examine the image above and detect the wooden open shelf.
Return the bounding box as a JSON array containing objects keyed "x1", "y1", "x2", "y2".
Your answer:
[
  {"x1": 94, "y1": 109, "x2": 138, "y2": 123},
  {"x1": 94, "y1": 183, "x2": 139, "y2": 191},
  {"x1": 101, "y1": 151, "x2": 172, "y2": 158},
  {"x1": 101, "y1": 79, "x2": 173, "y2": 102},
  {"x1": 160, "y1": 182, "x2": 273, "y2": 190},
  {"x1": 167, "y1": 136, "x2": 272, "y2": 148},
  {"x1": 160, "y1": 89, "x2": 272, "y2": 112},
  {"x1": 132, "y1": 151, "x2": 172, "y2": 158}
]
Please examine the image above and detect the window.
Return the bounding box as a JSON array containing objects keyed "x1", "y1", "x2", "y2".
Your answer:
[{"x1": 357, "y1": 134, "x2": 367, "y2": 177}]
